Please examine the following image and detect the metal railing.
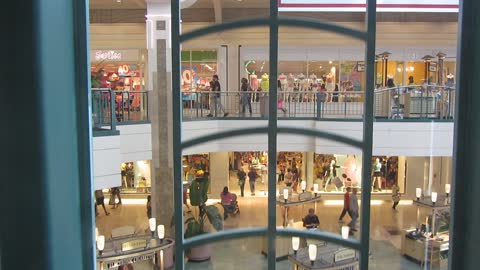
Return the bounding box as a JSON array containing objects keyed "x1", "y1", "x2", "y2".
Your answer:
[
  {"x1": 182, "y1": 85, "x2": 455, "y2": 120},
  {"x1": 91, "y1": 89, "x2": 149, "y2": 135}
]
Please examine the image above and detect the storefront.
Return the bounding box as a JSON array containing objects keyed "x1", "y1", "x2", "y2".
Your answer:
[
  {"x1": 120, "y1": 160, "x2": 151, "y2": 193},
  {"x1": 90, "y1": 49, "x2": 147, "y2": 90}
]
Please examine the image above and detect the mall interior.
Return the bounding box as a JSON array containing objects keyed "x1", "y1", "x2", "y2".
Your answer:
[{"x1": 5, "y1": 0, "x2": 480, "y2": 270}]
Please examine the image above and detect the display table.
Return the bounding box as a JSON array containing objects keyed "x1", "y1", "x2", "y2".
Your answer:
[
  {"x1": 288, "y1": 243, "x2": 359, "y2": 270},
  {"x1": 401, "y1": 196, "x2": 450, "y2": 268},
  {"x1": 97, "y1": 234, "x2": 174, "y2": 270}
]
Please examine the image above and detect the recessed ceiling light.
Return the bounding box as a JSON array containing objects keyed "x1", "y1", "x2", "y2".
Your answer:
[{"x1": 116, "y1": 0, "x2": 121, "y2": 3}]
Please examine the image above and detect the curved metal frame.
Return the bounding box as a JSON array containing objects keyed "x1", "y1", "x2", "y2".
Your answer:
[{"x1": 171, "y1": 1, "x2": 377, "y2": 269}]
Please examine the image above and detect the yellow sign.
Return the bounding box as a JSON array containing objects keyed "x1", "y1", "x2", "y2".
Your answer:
[{"x1": 121, "y1": 239, "x2": 147, "y2": 252}]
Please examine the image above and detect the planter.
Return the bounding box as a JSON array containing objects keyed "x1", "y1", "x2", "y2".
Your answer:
[{"x1": 187, "y1": 244, "x2": 212, "y2": 262}]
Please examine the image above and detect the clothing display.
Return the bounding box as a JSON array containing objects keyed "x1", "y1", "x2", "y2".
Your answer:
[
  {"x1": 250, "y1": 74, "x2": 259, "y2": 91},
  {"x1": 260, "y1": 73, "x2": 269, "y2": 91}
]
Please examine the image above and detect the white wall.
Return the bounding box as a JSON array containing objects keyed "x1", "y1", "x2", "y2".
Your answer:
[
  {"x1": 182, "y1": 120, "x2": 454, "y2": 157},
  {"x1": 117, "y1": 124, "x2": 153, "y2": 162},
  {"x1": 92, "y1": 136, "x2": 121, "y2": 190}
]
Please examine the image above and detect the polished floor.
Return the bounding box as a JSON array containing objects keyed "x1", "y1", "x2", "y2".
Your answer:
[{"x1": 96, "y1": 193, "x2": 446, "y2": 270}]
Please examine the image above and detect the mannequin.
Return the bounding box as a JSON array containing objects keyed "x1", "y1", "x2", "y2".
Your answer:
[
  {"x1": 344, "y1": 154, "x2": 357, "y2": 184},
  {"x1": 326, "y1": 71, "x2": 335, "y2": 102},
  {"x1": 250, "y1": 74, "x2": 259, "y2": 102},
  {"x1": 324, "y1": 159, "x2": 341, "y2": 192},
  {"x1": 372, "y1": 158, "x2": 382, "y2": 191},
  {"x1": 260, "y1": 73, "x2": 269, "y2": 92}
]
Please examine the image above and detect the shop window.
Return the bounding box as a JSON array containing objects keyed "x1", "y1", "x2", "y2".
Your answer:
[
  {"x1": 120, "y1": 161, "x2": 151, "y2": 193},
  {"x1": 181, "y1": 50, "x2": 218, "y2": 92}
]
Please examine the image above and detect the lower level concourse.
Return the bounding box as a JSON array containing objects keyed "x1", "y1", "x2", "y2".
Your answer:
[{"x1": 96, "y1": 195, "x2": 446, "y2": 270}]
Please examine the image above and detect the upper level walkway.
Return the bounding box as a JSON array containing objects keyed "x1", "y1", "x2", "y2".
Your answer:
[{"x1": 91, "y1": 85, "x2": 455, "y2": 136}]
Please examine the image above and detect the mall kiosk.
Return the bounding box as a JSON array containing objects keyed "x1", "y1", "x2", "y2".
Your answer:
[
  {"x1": 288, "y1": 243, "x2": 359, "y2": 270},
  {"x1": 401, "y1": 193, "x2": 450, "y2": 268},
  {"x1": 261, "y1": 189, "x2": 323, "y2": 260},
  {"x1": 97, "y1": 234, "x2": 174, "y2": 270}
]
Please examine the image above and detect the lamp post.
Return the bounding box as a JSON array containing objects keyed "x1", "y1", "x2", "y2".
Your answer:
[
  {"x1": 301, "y1": 180, "x2": 306, "y2": 193},
  {"x1": 379, "y1": 51, "x2": 392, "y2": 87},
  {"x1": 437, "y1": 52, "x2": 446, "y2": 85},
  {"x1": 309, "y1": 244, "x2": 317, "y2": 266},
  {"x1": 97, "y1": 235, "x2": 105, "y2": 256},
  {"x1": 157, "y1": 224, "x2": 165, "y2": 243},
  {"x1": 431, "y1": 192, "x2": 438, "y2": 205},
  {"x1": 283, "y1": 189, "x2": 289, "y2": 203},
  {"x1": 292, "y1": 237, "x2": 300, "y2": 255},
  {"x1": 445, "y1": 184, "x2": 451, "y2": 197},
  {"x1": 313, "y1": 183, "x2": 319, "y2": 197},
  {"x1": 149, "y1": 218, "x2": 156, "y2": 237},
  {"x1": 341, "y1": 226, "x2": 350, "y2": 239},
  {"x1": 422, "y1": 55, "x2": 434, "y2": 84},
  {"x1": 416, "y1": 188, "x2": 422, "y2": 201}
]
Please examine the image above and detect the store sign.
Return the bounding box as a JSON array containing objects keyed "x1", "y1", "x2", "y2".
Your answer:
[
  {"x1": 121, "y1": 239, "x2": 147, "y2": 252},
  {"x1": 334, "y1": 248, "x2": 356, "y2": 263},
  {"x1": 279, "y1": 0, "x2": 459, "y2": 13},
  {"x1": 95, "y1": 50, "x2": 122, "y2": 61}
]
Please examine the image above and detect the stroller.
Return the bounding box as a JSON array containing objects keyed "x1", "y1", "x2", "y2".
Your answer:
[{"x1": 221, "y1": 193, "x2": 240, "y2": 219}]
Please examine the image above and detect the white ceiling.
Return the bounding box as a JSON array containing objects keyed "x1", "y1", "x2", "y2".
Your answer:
[
  {"x1": 89, "y1": 0, "x2": 269, "y2": 10},
  {"x1": 90, "y1": 0, "x2": 146, "y2": 9}
]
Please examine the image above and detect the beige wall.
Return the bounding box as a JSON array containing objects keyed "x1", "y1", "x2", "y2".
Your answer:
[{"x1": 90, "y1": 23, "x2": 146, "y2": 49}]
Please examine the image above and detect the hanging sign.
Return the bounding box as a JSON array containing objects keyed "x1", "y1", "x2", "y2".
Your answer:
[{"x1": 279, "y1": 0, "x2": 459, "y2": 13}]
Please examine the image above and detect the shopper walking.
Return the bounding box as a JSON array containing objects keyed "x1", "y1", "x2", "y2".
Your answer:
[
  {"x1": 348, "y1": 187, "x2": 359, "y2": 232},
  {"x1": 207, "y1": 74, "x2": 228, "y2": 117},
  {"x1": 248, "y1": 167, "x2": 259, "y2": 196},
  {"x1": 237, "y1": 167, "x2": 247, "y2": 197},
  {"x1": 277, "y1": 164, "x2": 285, "y2": 183},
  {"x1": 240, "y1": 78, "x2": 252, "y2": 116},
  {"x1": 110, "y1": 187, "x2": 122, "y2": 209},
  {"x1": 146, "y1": 195, "x2": 152, "y2": 219},
  {"x1": 392, "y1": 184, "x2": 401, "y2": 210},
  {"x1": 339, "y1": 187, "x2": 352, "y2": 222},
  {"x1": 284, "y1": 168, "x2": 293, "y2": 187},
  {"x1": 95, "y1": 189, "x2": 109, "y2": 216}
]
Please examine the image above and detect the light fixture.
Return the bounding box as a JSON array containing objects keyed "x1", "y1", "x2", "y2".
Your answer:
[
  {"x1": 157, "y1": 225, "x2": 165, "y2": 243},
  {"x1": 95, "y1": 227, "x2": 99, "y2": 241},
  {"x1": 341, "y1": 226, "x2": 350, "y2": 239},
  {"x1": 445, "y1": 184, "x2": 451, "y2": 196},
  {"x1": 276, "y1": 189, "x2": 280, "y2": 197},
  {"x1": 97, "y1": 235, "x2": 105, "y2": 255},
  {"x1": 301, "y1": 180, "x2": 307, "y2": 192},
  {"x1": 149, "y1": 218, "x2": 156, "y2": 237},
  {"x1": 309, "y1": 244, "x2": 317, "y2": 266},
  {"x1": 313, "y1": 184, "x2": 319, "y2": 196},
  {"x1": 283, "y1": 189, "x2": 289, "y2": 203},
  {"x1": 292, "y1": 237, "x2": 300, "y2": 255},
  {"x1": 416, "y1": 188, "x2": 422, "y2": 201},
  {"x1": 431, "y1": 192, "x2": 438, "y2": 205}
]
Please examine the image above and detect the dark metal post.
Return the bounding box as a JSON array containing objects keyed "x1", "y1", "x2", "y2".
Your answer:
[
  {"x1": 5, "y1": 0, "x2": 94, "y2": 269},
  {"x1": 360, "y1": 0, "x2": 377, "y2": 269},
  {"x1": 170, "y1": 1, "x2": 184, "y2": 270},
  {"x1": 110, "y1": 90, "x2": 116, "y2": 130},
  {"x1": 449, "y1": 0, "x2": 480, "y2": 269},
  {"x1": 267, "y1": 0, "x2": 279, "y2": 269}
]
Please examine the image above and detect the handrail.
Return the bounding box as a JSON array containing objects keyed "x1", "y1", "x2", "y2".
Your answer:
[{"x1": 91, "y1": 89, "x2": 150, "y2": 136}]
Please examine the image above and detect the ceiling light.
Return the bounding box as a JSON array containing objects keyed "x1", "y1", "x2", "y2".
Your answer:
[{"x1": 116, "y1": 0, "x2": 121, "y2": 3}]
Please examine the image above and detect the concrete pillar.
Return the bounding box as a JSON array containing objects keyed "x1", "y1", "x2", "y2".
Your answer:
[
  {"x1": 146, "y1": 2, "x2": 175, "y2": 236},
  {"x1": 209, "y1": 152, "x2": 229, "y2": 199}
]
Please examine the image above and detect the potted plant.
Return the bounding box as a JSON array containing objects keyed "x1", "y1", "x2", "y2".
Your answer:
[{"x1": 184, "y1": 171, "x2": 223, "y2": 261}]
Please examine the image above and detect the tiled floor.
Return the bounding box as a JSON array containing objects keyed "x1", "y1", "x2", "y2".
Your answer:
[{"x1": 96, "y1": 195, "x2": 444, "y2": 270}]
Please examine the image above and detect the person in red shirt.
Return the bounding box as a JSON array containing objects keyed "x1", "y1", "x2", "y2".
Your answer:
[{"x1": 339, "y1": 186, "x2": 352, "y2": 222}]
